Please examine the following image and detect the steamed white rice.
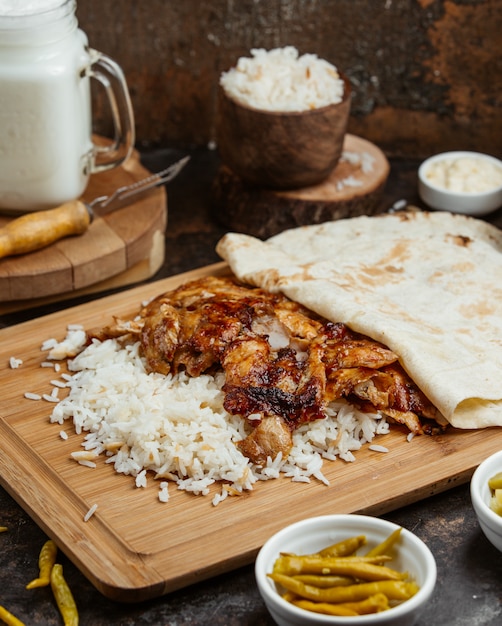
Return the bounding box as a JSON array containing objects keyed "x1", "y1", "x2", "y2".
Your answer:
[
  {"x1": 43, "y1": 329, "x2": 390, "y2": 506},
  {"x1": 220, "y1": 46, "x2": 345, "y2": 112}
]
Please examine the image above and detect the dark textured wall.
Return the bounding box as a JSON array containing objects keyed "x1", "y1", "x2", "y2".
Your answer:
[{"x1": 76, "y1": 0, "x2": 502, "y2": 158}]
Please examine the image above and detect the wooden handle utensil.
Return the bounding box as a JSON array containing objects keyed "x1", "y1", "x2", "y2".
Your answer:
[
  {"x1": 0, "y1": 201, "x2": 91, "y2": 259},
  {"x1": 0, "y1": 156, "x2": 189, "y2": 260}
]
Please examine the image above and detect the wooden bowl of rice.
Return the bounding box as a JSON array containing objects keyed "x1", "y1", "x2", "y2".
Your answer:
[{"x1": 216, "y1": 47, "x2": 352, "y2": 190}]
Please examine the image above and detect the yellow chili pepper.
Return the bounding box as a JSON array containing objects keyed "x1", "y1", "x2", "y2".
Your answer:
[
  {"x1": 317, "y1": 535, "x2": 367, "y2": 557},
  {"x1": 0, "y1": 526, "x2": 8, "y2": 533},
  {"x1": 282, "y1": 591, "x2": 298, "y2": 603},
  {"x1": 336, "y1": 592, "x2": 390, "y2": 614},
  {"x1": 292, "y1": 574, "x2": 355, "y2": 588},
  {"x1": 269, "y1": 572, "x2": 419, "y2": 603},
  {"x1": 292, "y1": 592, "x2": 390, "y2": 616},
  {"x1": 488, "y1": 473, "x2": 502, "y2": 515},
  {"x1": 270, "y1": 530, "x2": 419, "y2": 617},
  {"x1": 50, "y1": 563, "x2": 79, "y2": 626},
  {"x1": 26, "y1": 539, "x2": 58, "y2": 589},
  {"x1": 292, "y1": 599, "x2": 358, "y2": 616},
  {"x1": 366, "y1": 527, "x2": 402, "y2": 557},
  {"x1": 272, "y1": 555, "x2": 403, "y2": 580},
  {"x1": 274, "y1": 554, "x2": 390, "y2": 572},
  {"x1": 0, "y1": 605, "x2": 26, "y2": 626},
  {"x1": 488, "y1": 471, "x2": 502, "y2": 490}
]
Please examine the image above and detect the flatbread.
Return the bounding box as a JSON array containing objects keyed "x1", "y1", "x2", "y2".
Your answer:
[{"x1": 216, "y1": 210, "x2": 502, "y2": 430}]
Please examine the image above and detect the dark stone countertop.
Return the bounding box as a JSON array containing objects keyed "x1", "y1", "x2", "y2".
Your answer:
[{"x1": 1, "y1": 148, "x2": 502, "y2": 625}]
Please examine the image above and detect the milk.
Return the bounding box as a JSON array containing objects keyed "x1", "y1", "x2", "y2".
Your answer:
[
  {"x1": 0, "y1": 1, "x2": 66, "y2": 15},
  {"x1": 0, "y1": 0, "x2": 134, "y2": 212},
  {"x1": 0, "y1": 9, "x2": 92, "y2": 209}
]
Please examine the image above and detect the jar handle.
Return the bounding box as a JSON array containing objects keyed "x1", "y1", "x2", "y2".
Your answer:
[{"x1": 83, "y1": 48, "x2": 135, "y2": 174}]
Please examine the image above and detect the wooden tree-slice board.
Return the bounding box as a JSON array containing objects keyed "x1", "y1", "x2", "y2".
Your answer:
[
  {"x1": 0, "y1": 147, "x2": 167, "y2": 306},
  {"x1": 213, "y1": 134, "x2": 390, "y2": 238}
]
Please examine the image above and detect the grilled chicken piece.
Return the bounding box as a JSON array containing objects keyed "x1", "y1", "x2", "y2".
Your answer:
[
  {"x1": 140, "y1": 302, "x2": 180, "y2": 375},
  {"x1": 237, "y1": 416, "x2": 293, "y2": 465},
  {"x1": 321, "y1": 322, "x2": 399, "y2": 370},
  {"x1": 87, "y1": 317, "x2": 144, "y2": 343},
  {"x1": 222, "y1": 337, "x2": 326, "y2": 426},
  {"x1": 139, "y1": 276, "x2": 306, "y2": 378},
  {"x1": 91, "y1": 275, "x2": 445, "y2": 463},
  {"x1": 320, "y1": 323, "x2": 397, "y2": 400},
  {"x1": 352, "y1": 363, "x2": 444, "y2": 434}
]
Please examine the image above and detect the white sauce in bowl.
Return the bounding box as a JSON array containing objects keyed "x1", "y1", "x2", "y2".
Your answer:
[{"x1": 425, "y1": 155, "x2": 502, "y2": 193}]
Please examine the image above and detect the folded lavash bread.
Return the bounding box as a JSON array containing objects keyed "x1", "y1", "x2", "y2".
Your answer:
[{"x1": 216, "y1": 210, "x2": 502, "y2": 430}]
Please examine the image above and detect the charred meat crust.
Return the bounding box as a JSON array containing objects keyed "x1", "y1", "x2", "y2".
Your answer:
[{"x1": 92, "y1": 276, "x2": 445, "y2": 463}]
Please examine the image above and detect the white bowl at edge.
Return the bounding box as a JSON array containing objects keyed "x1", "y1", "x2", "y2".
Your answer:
[
  {"x1": 418, "y1": 151, "x2": 502, "y2": 216},
  {"x1": 255, "y1": 514, "x2": 437, "y2": 626},
  {"x1": 470, "y1": 449, "x2": 502, "y2": 553}
]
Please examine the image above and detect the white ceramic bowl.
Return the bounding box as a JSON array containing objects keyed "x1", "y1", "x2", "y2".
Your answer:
[
  {"x1": 255, "y1": 514, "x2": 437, "y2": 626},
  {"x1": 470, "y1": 450, "x2": 502, "y2": 552},
  {"x1": 418, "y1": 151, "x2": 502, "y2": 216}
]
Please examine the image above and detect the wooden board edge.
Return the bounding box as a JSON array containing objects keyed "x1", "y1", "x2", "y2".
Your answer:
[
  {"x1": 0, "y1": 416, "x2": 171, "y2": 601},
  {"x1": 0, "y1": 262, "x2": 230, "y2": 334},
  {"x1": 0, "y1": 233, "x2": 166, "y2": 315}
]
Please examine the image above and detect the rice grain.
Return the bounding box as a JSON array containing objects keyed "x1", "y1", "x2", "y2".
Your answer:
[
  {"x1": 84, "y1": 504, "x2": 98, "y2": 522},
  {"x1": 24, "y1": 392, "x2": 42, "y2": 401},
  {"x1": 46, "y1": 336, "x2": 390, "y2": 505},
  {"x1": 220, "y1": 46, "x2": 344, "y2": 112}
]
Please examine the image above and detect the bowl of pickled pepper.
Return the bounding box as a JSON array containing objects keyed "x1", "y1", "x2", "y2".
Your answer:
[
  {"x1": 471, "y1": 450, "x2": 502, "y2": 553},
  {"x1": 255, "y1": 514, "x2": 437, "y2": 626}
]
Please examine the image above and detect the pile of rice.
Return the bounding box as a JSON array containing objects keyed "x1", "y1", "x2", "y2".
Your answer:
[
  {"x1": 220, "y1": 46, "x2": 345, "y2": 112},
  {"x1": 37, "y1": 328, "x2": 390, "y2": 507}
]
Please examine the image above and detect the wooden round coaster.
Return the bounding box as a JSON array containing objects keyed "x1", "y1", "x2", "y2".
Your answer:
[{"x1": 212, "y1": 134, "x2": 390, "y2": 238}]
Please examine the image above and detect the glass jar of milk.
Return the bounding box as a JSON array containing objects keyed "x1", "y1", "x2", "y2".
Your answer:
[{"x1": 0, "y1": 0, "x2": 135, "y2": 212}]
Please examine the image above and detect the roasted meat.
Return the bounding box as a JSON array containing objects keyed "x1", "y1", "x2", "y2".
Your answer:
[
  {"x1": 237, "y1": 416, "x2": 293, "y2": 465},
  {"x1": 92, "y1": 275, "x2": 444, "y2": 464}
]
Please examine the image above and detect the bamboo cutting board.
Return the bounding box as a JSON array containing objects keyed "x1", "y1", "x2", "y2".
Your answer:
[{"x1": 1, "y1": 262, "x2": 502, "y2": 602}]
